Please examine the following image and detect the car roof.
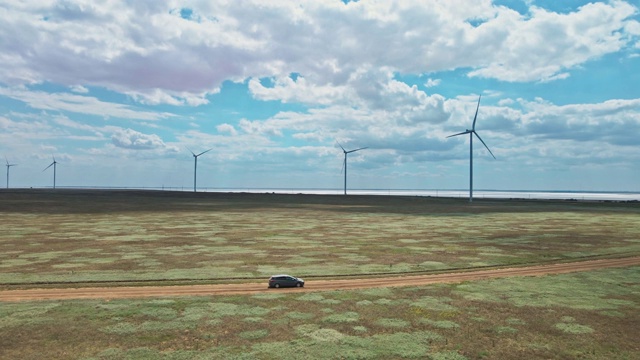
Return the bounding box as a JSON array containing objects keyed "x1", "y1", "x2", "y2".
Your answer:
[{"x1": 271, "y1": 274, "x2": 292, "y2": 277}]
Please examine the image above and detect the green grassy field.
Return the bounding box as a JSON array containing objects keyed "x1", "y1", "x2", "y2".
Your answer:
[
  {"x1": 1, "y1": 190, "x2": 639, "y2": 359},
  {"x1": 1, "y1": 267, "x2": 639, "y2": 359},
  {"x1": 1, "y1": 190, "x2": 639, "y2": 285}
]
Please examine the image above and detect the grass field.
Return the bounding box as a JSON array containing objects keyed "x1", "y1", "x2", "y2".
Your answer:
[
  {"x1": 1, "y1": 190, "x2": 639, "y2": 285},
  {"x1": 1, "y1": 267, "x2": 639, "y2": 359},
  {"x1": 1, "y1": 189, "x2": 639, "y2": 359}
]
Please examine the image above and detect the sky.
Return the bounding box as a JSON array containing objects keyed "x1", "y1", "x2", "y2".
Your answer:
[{"x1": 1, "y1": 0, "x2": 639, "y2": 192}]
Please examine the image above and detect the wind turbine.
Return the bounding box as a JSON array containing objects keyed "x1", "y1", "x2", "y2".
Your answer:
[
  {"x1": 5, "y1": 157, "x2": 16, "y2": 189},
  {"x1": 446, "y1": 95, "x2": 496, "y2": 202},
  {"x1": 339, "y1": 143, "x2": 368, "y2": 195},
  {"x1": 43, "y1": 156, "x2": 58, "y2": 189},
  {"x1": 189, "y1": 148, "x2": 212, "y2": 192}
]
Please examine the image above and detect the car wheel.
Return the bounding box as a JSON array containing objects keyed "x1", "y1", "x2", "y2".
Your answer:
[
  {"x1": 274, "y1": 283, "x2": 280, "y2": 288},
  {"x1": 296, "y1": 283, "x2": 302, "y2": 287}
]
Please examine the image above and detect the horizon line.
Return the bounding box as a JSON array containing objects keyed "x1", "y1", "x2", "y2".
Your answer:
[{"x1": 2, "y1": 185, "x2": 639, "y2": 194}]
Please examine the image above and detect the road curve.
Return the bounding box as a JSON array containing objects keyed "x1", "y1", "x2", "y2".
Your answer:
[{"x1": 1, "y1": 256, "x2": 639, "y2": 302}]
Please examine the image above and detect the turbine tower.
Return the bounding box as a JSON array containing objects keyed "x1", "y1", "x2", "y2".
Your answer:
[
  {"x1": 339, "y1": 143, "x2": 367, "y2": 195},
  {"x1": 5, "y1": 157, "x2": 17, "y2": 189},
  {"x1": 189, "y1": 148, "x2": 212, "y2": 192},
  {"x1": 446, "y1": 95, "x2": 496, "y2": 202},
  {"x1": 43, "y1": 156, "x2": 58, "y2": 189}
]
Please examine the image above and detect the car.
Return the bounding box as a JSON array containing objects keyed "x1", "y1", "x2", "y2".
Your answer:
[{"x1": 268, "y1": 274, "x2": 304, "y2": 288}]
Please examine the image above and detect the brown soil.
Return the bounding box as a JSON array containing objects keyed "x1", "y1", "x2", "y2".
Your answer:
[{"x1": 1, "y1": 256, "x2": 638, "y2": 302}]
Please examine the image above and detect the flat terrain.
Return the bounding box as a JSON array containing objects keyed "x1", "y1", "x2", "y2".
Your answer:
[
  {"x1": 1, "y1": 256, "x2": 638, "y2": 301},
  {"x1": 1, "y1": 189, "x2": 639, "y2": 359},
  {"x1": 2, "y1": 189, "x2": 639, "y2": 286}
]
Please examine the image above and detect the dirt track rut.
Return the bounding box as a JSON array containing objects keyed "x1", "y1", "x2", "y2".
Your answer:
[{"x1": 1, "y1": 257, "x2": 638, "y2": 302}]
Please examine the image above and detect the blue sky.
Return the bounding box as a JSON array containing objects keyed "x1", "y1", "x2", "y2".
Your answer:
[{"x1": 1, "y1": 0, "x2": 639, "y2": 192}]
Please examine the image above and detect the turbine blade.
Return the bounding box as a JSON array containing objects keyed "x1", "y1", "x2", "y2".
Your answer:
[
  {"x1": 187, "y1": 148, "x2": 196, "y2": 156},
  {"x1": 446, "y1": 130, "x2": 471, "y2": 138},
  {"x1": 43, "y1": 162, "x2": 54, "y2": 171},
  {"x1": 196, "y1": 148, "x2": 213, "y2": 157},
  {"x1": 347, "y1": 147, "x2": 368, "y2": 153},
  {"x1": 337, "y1": 142, "x2": 346, "y2": 153},
  {"x1": 340, "y1": 157, "x2": 345, "y2": 174},
  {"x1": 473, "y1": 131, "x2": 496, "y2": 159},
  {"x1": 472, "y1": 95, "x2": 481, "y2": 130}
]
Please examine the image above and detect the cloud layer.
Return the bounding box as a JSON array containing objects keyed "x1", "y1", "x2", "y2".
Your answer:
[
  {"x1": 2, "y1": 1, "x2": 638, "y2": 104},
  {"x1": 0, "y1": 1, "x2": 639, "y2": 191}
]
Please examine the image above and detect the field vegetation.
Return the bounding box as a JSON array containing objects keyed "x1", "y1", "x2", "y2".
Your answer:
[
  {"x1": 1, "y1": 267, "x2": 638, "y2": 359},
  {"x1": 1, "y1": 190, "x2": 639, "y2": 285},
  {"x1": 0, "y1": 189, "x2": 639, "y2": 359}
]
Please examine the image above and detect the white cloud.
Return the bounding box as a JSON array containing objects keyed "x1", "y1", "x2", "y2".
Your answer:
[
  {"x1": 468, "y1": 2, "x2": 639, "y2": 81},
  {"x1": 0, "y1": 87, "x2": 172, "y2": 120},
  {"x1": 515, "y1": 98, "x2": 640, "y2": 145},
  {"x1": 1, "y1": 1, "x2": 639, "y2": 192},
  {"x1": 0, "y1": 0, "x2": 637, "y2": 105},
  {"x1": 239, "y1": 118, "x2": 283, "y2": 137},
  {"x1": 125, "y1": 88, "x2": 217, "y2": 106},
  {"x1": 425, "y1": 78, "x2": 441, "y2": 87},
  {"x1": 111, "y1": 128, "x2": 167, "y2": 150},
  {"x1": 216, "y1": 123, "x2": 237, "y2": 136},
  {"x1": 248, "y1": 76, "x2": 348, "y2": 105},
  {"x1": 70, "y1": 85, "x2": 88, "y2": 93},
  {"x1": 249, "y1": 68, "x2": 451, "y2": 126}
]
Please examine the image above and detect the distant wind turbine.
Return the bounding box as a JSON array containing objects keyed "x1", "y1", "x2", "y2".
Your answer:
[
  {"x1": 189, "y1": 148, "x2": 212, "y2": 192},
  {"x1": 446, "y1": 95, "x2": 496, "y2": 202},
  {"x1": 43, "y1": 156, "x2": 58, "y2": 189},
  {"x1": 5, "y1": 157, "x2": 17, "y2": 189},
  {"x1": 339, "y1": 143, "x2": 368, "y2": 195}
]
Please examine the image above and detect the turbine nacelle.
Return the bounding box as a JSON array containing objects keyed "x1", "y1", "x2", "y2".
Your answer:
[
  {"x1": 43, "y1": 156, "x2": 57, "y2": 172},
  {"x1": 189, "y1": 148, "x2": 213, "y2": 158},
  {"x1": 337, "y1": 142, "x2": 367, "y2": 154},
  {"x1": 5, "y1": 157, "x2": 17, "y2": 168}
]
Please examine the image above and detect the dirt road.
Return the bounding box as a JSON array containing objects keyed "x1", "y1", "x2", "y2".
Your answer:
[{"x1": 1, "y1": 256, "x2": 638, "y2": 302}]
